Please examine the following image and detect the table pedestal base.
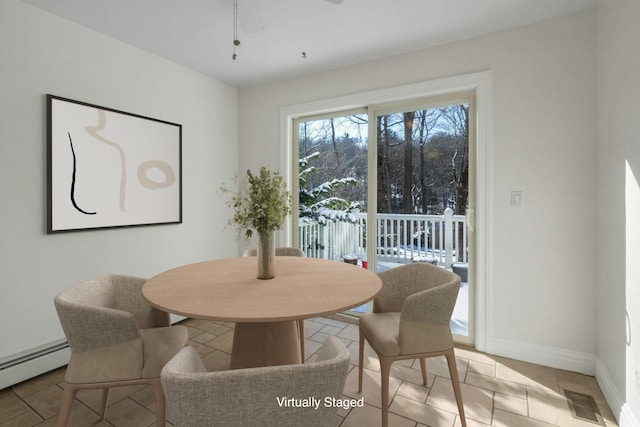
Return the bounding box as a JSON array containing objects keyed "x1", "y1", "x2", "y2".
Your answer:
[{"x1": 230, "y1": 320, "x2": 302, "y2": 369}]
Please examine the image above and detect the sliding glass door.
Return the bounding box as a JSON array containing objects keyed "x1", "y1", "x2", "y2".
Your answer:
[{"x1": 291, "y1": 93, "x2": 475, "y2": 343}]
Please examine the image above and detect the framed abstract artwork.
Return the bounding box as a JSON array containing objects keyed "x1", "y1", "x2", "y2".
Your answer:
[{"x1": 47, "y1": 95, "x2": 182, "y2": 233}]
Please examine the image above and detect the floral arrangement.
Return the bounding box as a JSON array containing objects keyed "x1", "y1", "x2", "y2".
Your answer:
[{"x1": 219, "y1": 166, "x2": 291, "y2": 239}]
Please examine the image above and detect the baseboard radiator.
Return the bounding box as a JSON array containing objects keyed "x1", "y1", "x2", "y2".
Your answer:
[{"x1": 0, "y1": 339, "x2": 70, "y2": 389}]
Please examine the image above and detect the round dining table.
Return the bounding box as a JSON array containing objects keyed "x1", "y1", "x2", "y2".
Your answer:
[{"x1": 142, "y1": 256, "x2": 381, "y2": 369}]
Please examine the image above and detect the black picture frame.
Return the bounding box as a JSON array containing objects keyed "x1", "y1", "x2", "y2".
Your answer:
[{"x1": 47, "y1": 95, "x2": 182, "y2": 233}]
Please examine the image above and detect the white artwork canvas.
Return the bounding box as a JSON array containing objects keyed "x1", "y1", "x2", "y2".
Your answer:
[{"x1": 47, "y1": 95, "x2": 182, "y2": 233}]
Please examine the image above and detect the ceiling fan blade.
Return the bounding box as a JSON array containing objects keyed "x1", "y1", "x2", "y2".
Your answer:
[
  {"x1": 324, "y1": 0, "x2": 344, "y2": 4},
  {"x1": 237, "y1": 0, "x2": 264, "y2": 33}
]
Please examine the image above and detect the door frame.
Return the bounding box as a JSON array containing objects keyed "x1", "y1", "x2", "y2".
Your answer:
[{"x1": 279, "y1": 71, "x2": 492, "y2": 351}]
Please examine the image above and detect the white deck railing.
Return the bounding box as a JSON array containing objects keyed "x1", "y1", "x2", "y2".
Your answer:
[{"x1": 298, "y1": 208, "x2": 467, "y2": 267}]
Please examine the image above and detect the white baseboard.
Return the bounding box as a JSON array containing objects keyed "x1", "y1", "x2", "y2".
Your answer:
[
  {"x1": 1, "y1": 317, "x2": 185, "y2": 390},
  {"x1": 595, "y1": 358, "x2": 640, "y2": 427},
  {"x1": 0, "y1": 347, "x2": 70, "y2": 390},
  {"x1": 488, "y1": 337, "x2": 596, "y2": 375}
]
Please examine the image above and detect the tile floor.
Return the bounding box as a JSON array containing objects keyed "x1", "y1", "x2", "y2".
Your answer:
[{"x1": 0, "y1": 316, "x2": 619, "y2": 427}]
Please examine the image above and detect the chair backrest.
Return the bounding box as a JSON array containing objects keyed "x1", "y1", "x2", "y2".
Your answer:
[
  {"x1": 54, "y1": 274, "x2": 169, "y2": 383},
  {"x1": 372, "y1": 263, "x2": 461, "y2": 354},
  {"x1": 373, "y1": 262, "x2": 460, "y2": 314},
  {"x1": 242, "y1": 247, "x2": 305, "y2": 257},
  {"x1": 161, "y1": 336, "x2": 350, "y2": 427},
  {"x1": 54, "y1": 275, "x2": 142, "y2": 354}
]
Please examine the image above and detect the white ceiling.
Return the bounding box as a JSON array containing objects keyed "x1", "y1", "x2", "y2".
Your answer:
[{"x1": 21, "y1": 0, "x2": 597, "y2": 88}]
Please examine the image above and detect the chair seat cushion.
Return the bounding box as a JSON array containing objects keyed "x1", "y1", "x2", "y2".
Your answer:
[
  {"x1": 65, "y1": 339, "x2": 143, "y2": 384},
  {"x1": 359, "y1": 312, "x2": 401, "y2": 357},
  {"x1": 141, "y1": 325, "x2": 188, "y2": 378}
]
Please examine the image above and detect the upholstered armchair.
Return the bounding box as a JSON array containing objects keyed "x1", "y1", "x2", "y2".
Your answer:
[
  {"x1": 242, "y1": 246, "x2": 307, "y2": 357},
  {"x1": 54, "y1": 274, "x2": 188, "y2": 427},
  {"x1": 161, "y1": 335, "x2": 350, "y2": 427},
  {"x1": 358, "y1": 262, "x2": 466, "y2": 427}
]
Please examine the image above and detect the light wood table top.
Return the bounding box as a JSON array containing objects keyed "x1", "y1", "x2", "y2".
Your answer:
[{"x1": 142, "y1": 256, "x2": 382, "y2": 322}]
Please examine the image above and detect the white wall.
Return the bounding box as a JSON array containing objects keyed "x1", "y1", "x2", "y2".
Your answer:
[
  {"x1": 239, "y1": 11, "x2": 598, "y2": 369},
  {"x1": 0, "y1": 0, "x2": 238, "y2": 383},
  {"x1": 596, "y1": 0, "x2": 640, "y2": 425}
]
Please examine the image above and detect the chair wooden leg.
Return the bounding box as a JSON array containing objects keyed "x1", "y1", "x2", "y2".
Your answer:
[
  {"x1": 445, "y1": 350, "x2": 466, "y2": 427},
  {"x1": 380, "y1": 357, "x2": 393, "y2": 427},
  {"x1": 98, "y1": 388, "x2": 109, "y2": 420},
  {"x1": 298, "y1": 319, "x2": 305, "y2": 360},
  {"x1": 419, "y1": 357, "x2": 427, "y2": 385},
  {"x1": 57, "y1": 383, "x2": 78, "y2": 427},
  {"x1": 358, "y1": 326, "x2": 364, "y2": 392},
  {"x1": 152, "y1": 378, "x2": 166, "y2": 427}
]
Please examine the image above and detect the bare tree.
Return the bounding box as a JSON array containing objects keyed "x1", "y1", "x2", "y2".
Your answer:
[{"x1": 402, "y1": 112, "x2": 414, "y2": 213}]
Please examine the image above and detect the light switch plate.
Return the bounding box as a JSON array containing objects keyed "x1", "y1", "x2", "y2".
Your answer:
[{"x1": 510, "y1": 190, "x2": 522, "y2": 207}]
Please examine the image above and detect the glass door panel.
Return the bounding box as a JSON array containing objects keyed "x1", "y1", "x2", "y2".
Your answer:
[
  {"x1": 293, "y1": 111, "x2": 369, "y2": 314},
  {"x1": 372, "y1": 96, "x2": 473, "y2": 341}
]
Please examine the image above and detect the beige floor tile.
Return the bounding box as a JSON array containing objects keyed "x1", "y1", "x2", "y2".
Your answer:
[
  {"x1": 186, "y1": 339, "x2": 217, "y2": 357},
  {"x1": 204, "y1": 330, "x2": 234, "y2": 353},
  {"x1": 493, "y1": 408, "x2": 558, "y2": 427},
  {"x1": 72, "y1": 384, "x2": 146, "y2": 412},
  {"x1": 35, "y1": 402, "x2": 108, "y2": 427},
  {"x1": 426, "y1": 377, "x2": 491, "y2": 425},
  {"x1": 495, "y1": 357, "x2": 559, "y2": 392},
  {"x1": 303, "y1": 319, "x2": 326, "y2": 338},
  {"x1": 0, "y1": 409, "x2": 42, "y2": 426},
  {"x1": 182, "y1": 325, "x2": 203, "y2": 339},
  {"x1": 0, "y1": 389, "x2": 32, "y2": 423},
  {"x1": 198, "y1": 321, "x2": 233, "y2": 336},
  {"x1": 22, "y1": 386, "x2": 63, "y2": 420},
  {"x1": 341, "y1": 403, "x2": 416, "y2": 427},
  {"x1": 313, "y1": 317, "x2": 350, "y2": 329},
  {"x1": 397, "y1": 359, "x2": 416, "y2": 368},
  {"x1": 347, "y1": 341, "x2": 380, "y2": 372},
  {"x1": 390, "y1": 363, "x2": 433, "y2": 387},
  {"x1": 190, "y1": 331, "x2": 218, "y2": 343},
  {"x1": 452, "y1": 416, "x2": 492, "y2": 427},
  {"x1": 342, "y1": 367, "x2": 403, "y2": 409},
  {"x1": 129, "y1": 385, "x2": 157, "y2": 408},
  {"x1": 465, "y1": 371, "x2": 527, "y2": 399},
  {"x1": 453, "y1": 347, "x2": 497, "y2": 366},
  {"x1": 414, "y1": 355, "x2": 469, "y2": 381},
  {"x1": 494, "y1": 391, "x2": 528, "y2": 416},
  {"x1": 310, "y1": 331, "x2": 332, "y2": 343},
  {"x1": 10, "y1": 369, "x2": 66, "y2": 399},
  {"x1": 396, "y1": 381, "x2": 430, "y2": 403},
  {"x1": 390, "y1": 395, "x2": 457, "y2": 426},
  {"x1": 468, "y1": 360, "x2": 496, "y2": 378},
  {"x1": 104, "y1": 398, "x2": 156, "y2": 426},
  {"x1": 311, "y1": 331, "x2": 352, "y2": 348},
  {"x1": 321, "y1": 325, "x2": 345, "y2": 336},
  {"x1": 200, "y1": 349, "x2": 232, "y2": 372},
  {"x1": 338, "y1": 324, "x2": 361, "y2": 341},
  {"x1": 305, "y1": 339, "x2": 324, "y2": 360},
  {"x1": 178, "y1": 318, "x2": 206, "y2": 328}
]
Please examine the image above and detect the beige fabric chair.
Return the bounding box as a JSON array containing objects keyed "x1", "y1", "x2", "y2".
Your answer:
[
  {"x1": 54, "y1": 274, "x2": 188, "y2": 427},
  {"x1": 161, "y1": 335, "x2": 350, "y2": 427},
  {"x1": 242, "y1": 246, "x2": 307, "y2": 357},
  {"x1": 358, "y1": 263, "x2": 466, "y2": 427}
]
